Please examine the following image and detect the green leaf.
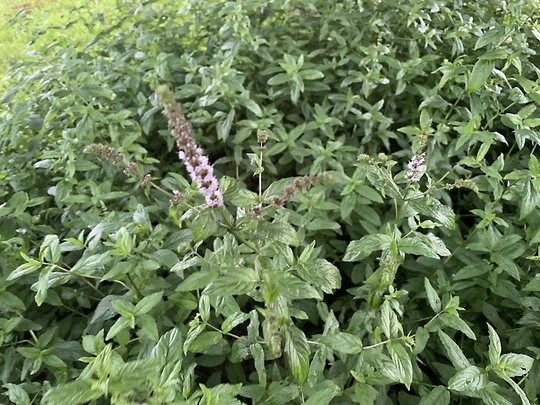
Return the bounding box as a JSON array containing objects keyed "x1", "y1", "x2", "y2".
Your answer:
[
  {"x1": 221, "y1": 312, "x2": 250, "y2": 334},
  {"x1": 380, "y1": 300, "x2": 400, "y2": 339},
  {"x1": 134, "y1": 292, "x2": 163, "y2": 315},
  {"x1": 475, "y1": 26, "x2": 506, "y2": 49},
  {"x1": 437, "y1": 330, "x2": 470, "y2": 370},
  {"x1": 252, "y1": 221, "x2": 299, "y2": 246},
  {"x1": 386, "y1": 340, "x2": 413, "y2": 389},
  {"x1": 41, "y1": 380, "x2": 101, "y2": 405},
  {"x1": 150, "y1": 327, "x2": 183, "y2": 365},
  {"x1": 268, "y1": 73, "x2": 290, "y2": 86},
  {"x1": 296, "y1": 259, "x2": 341, "y2": 294},
  {"x1": 467, "y1": 60, "x2": 494, "y2": 93},
  {"x1": 304, "y1": 381, "x2": 341, "y2": 405},
  {"x1": 218, "y1": 108, "x2": 235, "y2": 140},
  {"x1": 7, "y1": 260, "x2": 42, "y2": 281},
  {"x1": 344, "y1": 234, "x2": 392, "y2": 261},
  {"x1": 250, "y1": 343, "x2": 267, "y2": 387},
  {"x1": 204, "y1": 268, "x2": 259, "y2": 296},
  {"x1": 35, "y1": 267, "x2": 51, "y2": 306},
  {"x1": 424, "y1": 278, "x2": 442, "y2": 312},
  {"x1": 497, "y1": 353, "x2": 534, "y2": 377},
  {"x1": 520, "y1": 180, "x2": 540, "y2": 220},
  {"x1": 4, "y1": 383, "x2": 31, "y2": 405},
  {"x1": 439, "y1": 313, "x2": 476, "y2": 340},
  {"x1": 105, "y1": 317, "x2": 130, "y2": 340},
  {"x1": 448, "y1": 365, "x2": 489, "y2": 392},
  {"x1": 177, "y1": 270, "x2": 219, "y2": 292},
  {"x1": 40, "y1": 235, "x2": 61, "y2": 264},
  {"x1": 408, "y1": 198, "x2": 455, "y2": 229},
  {"x1": 478, "y1": 385, "x2": 513, "y2": 405},
  {"x1": 187, "y1": 331, "x2": 222, "y2": 353},
  {"x1": 418, "y1": 386, "x2": 450, "y2": 405},
  {"x1": 487, "y1": 324, "x2": 501, "y2": 366},
  {"x1": 319, "y1": 332, "x2": 363, "y2": 354},
  {"x1": 300, "y1": 69, "x2": 324, "y2": 81},
  {"x1": 283, "y1": 324, "x2": 310, "y2": 384}
]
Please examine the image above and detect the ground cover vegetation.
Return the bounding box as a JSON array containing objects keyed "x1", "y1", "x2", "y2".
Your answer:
[{"x1": 1, "y1": 0, "x2": 540, "y2": 403}]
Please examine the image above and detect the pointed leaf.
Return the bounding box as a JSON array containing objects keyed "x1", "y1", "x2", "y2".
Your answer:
[
  {"x1": 448, "y1": 365, "x2": 488, "y2": 392},
  {"x1": 467, "y1": 60, "x2": 494, "y2": 93},
  {"x1": 424, "y1": 278, "x2": 442, "y2": 313},
  {"x1": 344, "y1": 234, "x2": 392, "y2": 262},
  {"x1": 438, "y1": 330, "x2": 470, "y2": 370},
  {"x1": 418, "y1": 386, "x2": 450, "y2": 405},
  {"x1": 487, "y1": 324, "x2": 501, "y2": 366},
  {"x1": 283, "y1": 324, "x2": 310, "y2": 384}
]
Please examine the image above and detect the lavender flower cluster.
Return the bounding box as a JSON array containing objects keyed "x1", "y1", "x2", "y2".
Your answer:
[
  {"x1": 405, "y1": 153, "x2": 426, "y2": 183},
  {"x1": 157, "y1": 86, "x2": 223, "y2": 207}
]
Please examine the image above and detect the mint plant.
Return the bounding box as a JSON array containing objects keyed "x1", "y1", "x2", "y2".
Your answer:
[{"x1": 1, "y1": 0, "x2": 539, "y2": 404}]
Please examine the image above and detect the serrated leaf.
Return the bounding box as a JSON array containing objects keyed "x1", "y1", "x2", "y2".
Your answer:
[
  {"x1": 150, "y1": 327, "x2": 183, "y2": 364},
  {"x1": 204, "y1": 268, "x2": 259, "y2": 296},
  {"x1": 41, "y1": 379, "x2": 101, "y2": 405},
  {"x1": 296, "y1": 259, "x2": 341, "y2": 294},
  {"x1": 418, "y1": 386, "x2": 450, "y2": 405},
  {"x1": 252, "y1": 221, "x2": 299, "y2": 246},
  {"x1": 319, "y1": 332, "x2": 363, "y2": 354},
  {"x1": 467, "y1": 60, "x2": 494, "y2": 93},
  {"x1": 283, "y1": 324, "x2": 310, "y2": 384},
  {"x1": 438, "y1": 330, "x2": 470, "y2": 370},
  {"x1": 343, "y1": 234, "x2": 392, "y2": 262},
  {"x1": 408, "y1": 198, "x2": 455, "y2": 229},
  {"x1": 424, "y1": 278, "x2": 442, "y2": 312},
  {"x1": 448, "y1": 365, "x2": 488, "y2": 392},
  {"x1": 386, "y1": 340, "x2": 413, "y2": 389}
]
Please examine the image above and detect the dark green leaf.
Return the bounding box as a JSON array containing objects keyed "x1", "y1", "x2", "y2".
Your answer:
[
  {"x1": 467, "y1": 60, "x2": 494, "y2": 93},
  {"x1": 344, "y1": 234, "x2": 392, "y2": 262}
]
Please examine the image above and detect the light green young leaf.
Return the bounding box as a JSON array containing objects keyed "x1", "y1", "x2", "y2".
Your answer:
[
  {"x1": 424, "y1": 278, "x2": 441, "y2": 313},
  {"x1": 283, "y1": 324, "x2": 310, "y2": 384},
  {"x1": 221, "y1": 312, "x2": 250, "y2": 334},
  {"x1": 418, "y1": 386, "x2": 450, "y2": 405},
  {"x1": 343, "y1": 234, "x2": 392, "y2": 262},
  {"x1": 438, "y1": 330, "x2": 470, "y2": 370},
  {"x1": 380, "y1": 300, "x2": 400, "y2": 339},
  {"x1": 448, "y1": 365, "x2": 489, "y2": 392},
  {"x1": 4, "y1": 383, "x2": 31, "y2": 405},
  {"x1": 40, "y1": 235, "x2": 61, "y2": 264},
  {"x1": 106, "y1": 317, "x2": 130, "y2": 340}
]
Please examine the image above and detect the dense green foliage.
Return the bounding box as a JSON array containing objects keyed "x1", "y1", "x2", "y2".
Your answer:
[{"x1": 1, "y1": 0, "x2": 540, "y2": 403}]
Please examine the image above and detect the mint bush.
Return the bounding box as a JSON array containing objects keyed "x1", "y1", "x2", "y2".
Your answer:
[{"x1": 1, "y1": 0, "x2": 540, "y2": 404}]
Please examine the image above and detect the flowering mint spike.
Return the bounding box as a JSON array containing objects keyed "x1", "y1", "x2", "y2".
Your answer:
[
  {"x1": 405, "y1": 153, "x2": 426, "y2": 183},
  {"x1": 157, "y1": 85, "x2": 223, "y2": 207}
]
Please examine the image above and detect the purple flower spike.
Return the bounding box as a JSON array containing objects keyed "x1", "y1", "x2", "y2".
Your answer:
[
  {"x1": 158, "y1": 86, "x2": 223, "y2": 207},
  {"x1": 405, "y1": 153, "x2": 426, "y2": 183}
]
